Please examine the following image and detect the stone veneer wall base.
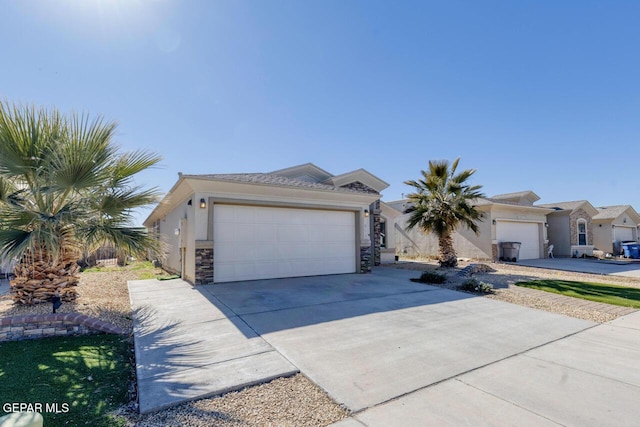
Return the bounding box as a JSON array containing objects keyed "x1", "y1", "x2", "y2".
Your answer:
[
  {"x1": 195, "y1": 240, "x2": 214, "y2": 285},
  {"x1": 360, "y1": 246, "x2": 372, "y2": 273}
]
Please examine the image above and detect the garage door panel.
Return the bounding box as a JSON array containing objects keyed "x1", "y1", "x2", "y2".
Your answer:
[
  {"x1": 278, "y1": 224, "x2": 309, "y2": 242},
  {"x1": 255, "y1": 226, "x2": 276, "y2": 242},
  {"x1": 307, "y1": 242, "x2": 352, "y2": 257},
  {"x1": 214, "y1": 205, "x2": 356, "y2": 282},
  {"x1": 235, "y1": 207, "x2": 257, "y2": 222},
  {"x1": 614, "y1": 227, "x2": 634, "y2": 242},
  {"x1": 235, "y1": 224, "x2": 257, "y2": 241},
  {"x1": 274, "y1": 243, "x2": 310, "y2": 260},
  {"x1": 214, "y1": 226, "x2": 236, "y2": 243},
  {"x1": 496, "y1": 221, "x2": 541, "y2": 260}
]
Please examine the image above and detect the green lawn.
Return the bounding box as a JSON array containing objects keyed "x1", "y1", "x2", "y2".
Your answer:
[
  {"x1": 0, "y1": 334, "x2": 130, "y2": 426},
  {"x1": 515, "y1": 279, "x2": 640, "y2": 308}
]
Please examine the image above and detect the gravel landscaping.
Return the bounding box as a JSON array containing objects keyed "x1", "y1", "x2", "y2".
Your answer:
[
  {"x1": 386, "y1": 259, "x2": 640, "y2": 323},
  {"x1": 119, "y1": 374, "x2": 349, "y2": 427},
  {"x1": 1, "y1": 259, "x2": 638, "y2": 426}
]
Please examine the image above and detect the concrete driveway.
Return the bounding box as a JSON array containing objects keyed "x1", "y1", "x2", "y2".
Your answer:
[
  {"x1": 518, "y1": 257, "x2": 640, "y2": 278},
  {"x1": 131, "y1": 268, "x2": 640, "y2": 425}
]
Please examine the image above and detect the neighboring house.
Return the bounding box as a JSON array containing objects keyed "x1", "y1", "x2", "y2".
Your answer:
[
  {"x1": 591, "y1": 205, "x2": 640, "y2": 255},
  {"x1": 144, "y1": 163, "x2": 391, "y2": 284},
  {"x1": 537, "y1": 200, "x2": 598, "y2": 257},
  {"x1": 393, "y1": 191, "x2": 553, "y2": 261},
  {"x1": 379, "y1": 201, "x2": 402, "y2": 263}
]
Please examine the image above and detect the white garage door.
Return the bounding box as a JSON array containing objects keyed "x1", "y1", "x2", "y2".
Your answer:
[
  {"x1": 496, "y1": 221, "x2": 541, "y2": 260},
  {"x1": 614, "y1": 226, "x2": 635, "y2": 242},
  {"x1": 213, "y1": 205, "x2": 356, "y2": 282}
]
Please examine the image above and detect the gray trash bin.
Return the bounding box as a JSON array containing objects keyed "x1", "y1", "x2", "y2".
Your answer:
[{"x1": 500, "y1": 242, "x2": 522, "y2": 262}]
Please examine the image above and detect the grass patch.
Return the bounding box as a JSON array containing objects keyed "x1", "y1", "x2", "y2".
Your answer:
[
  {"x1": 515, "y1": 280, "x2": 640, "y2": 308},
  {"x1": 0, "y1": 334, "x2": 130, "y2": 426},
  {"x1": 157, "y1": 274, "x2": 180, "y2": 281},
  {"x1": 83, "y1": 260, "x2": 166, "y2": 280}
]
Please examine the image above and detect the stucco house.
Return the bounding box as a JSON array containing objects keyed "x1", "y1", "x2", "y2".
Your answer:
[
  {"x1": 537, "y1": 200, "x2": 598, "y2": 257},
  {"x1": 144, "y1": 163, "x2": 394, "y2": 284},
  {"x1": 591, "y1": 205, "x2": 640, "y2": 255},
  {"x1": 392, "y1": 191, "x2": 553, "y2": 261}
]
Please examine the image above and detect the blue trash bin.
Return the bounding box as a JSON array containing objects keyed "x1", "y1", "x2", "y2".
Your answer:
[{"x1": 622, "y1": 244, "x2": 640, "y2": 259}]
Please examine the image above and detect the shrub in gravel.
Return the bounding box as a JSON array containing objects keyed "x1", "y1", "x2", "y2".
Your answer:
[
  {"x1": 460, "y1": 278, "x2": 494, "y2": 294},
  {"x1": 411, "y1": 271, "x2": 447, "y2": 284}
]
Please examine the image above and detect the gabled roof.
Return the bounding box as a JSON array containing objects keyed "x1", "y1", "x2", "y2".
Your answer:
[
  {"x1": 269, "y1": 163, "x2": 334, "y2": 182},
  {"x1": 593, "y1": 205, "x2": 640, "y2": 223},
  {"x1": 489, "y1": 191, "x2": 540, "y2": 206},
  {"x1": 268, "y1": 163, "x2": 388, "y2": 193},
  {"x1": 537, "y1": 200, "x2": 599, "y2": 217},
  {"x1": 323, "y1": 168, "x2": 389, "y2": 193}
]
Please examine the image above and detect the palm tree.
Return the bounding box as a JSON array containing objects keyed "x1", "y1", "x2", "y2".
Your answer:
[
  {"x1": 404, "y1": 158, "x2": 485, "y2": 268},
  {"x1": 0, "y1": 101, "x2": 161, "y2": 304}
]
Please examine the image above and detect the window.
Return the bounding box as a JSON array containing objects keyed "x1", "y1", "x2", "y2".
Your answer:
[
  {"x1": 380, "y1": 221, "x2": 387, "y2": 248},
  {"x1": 577, "y1": 220, "x2": 587, "y2": 246}
]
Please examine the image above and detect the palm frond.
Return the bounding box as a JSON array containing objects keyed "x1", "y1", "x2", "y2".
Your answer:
[
  {"x1": 0, "y1": 100, "x2": 161, "y2": 269},
  {"x1": 404, "y1": 158, "x2": 485, "y2": 239}
]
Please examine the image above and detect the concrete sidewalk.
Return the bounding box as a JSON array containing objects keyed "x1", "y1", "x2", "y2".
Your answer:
[
  {"x1": 339, "y1": 310, "x2": 640, "y2": 426},
  {"x1": 128, "y1": 278, "x2": 297, "y2": 414}
]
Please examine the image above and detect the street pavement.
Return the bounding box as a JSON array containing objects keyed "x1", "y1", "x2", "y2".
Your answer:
[{"x1": 518, "y1": 257, "x2": 640, "y2": 278}]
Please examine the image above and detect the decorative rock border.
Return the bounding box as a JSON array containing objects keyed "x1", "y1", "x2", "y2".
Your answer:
[{"x1": 0, "y1": 313, "x2": 125, "y2": 342}]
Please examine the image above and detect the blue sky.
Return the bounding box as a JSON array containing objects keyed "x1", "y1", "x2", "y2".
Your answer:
[{"x1": 2, "y1": 1, "x2": 639, "y2": 225}]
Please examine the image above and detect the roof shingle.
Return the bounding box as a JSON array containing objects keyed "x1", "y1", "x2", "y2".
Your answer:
[{"x1": 185, "y1": 173, "x2": 377, "y2": 194}]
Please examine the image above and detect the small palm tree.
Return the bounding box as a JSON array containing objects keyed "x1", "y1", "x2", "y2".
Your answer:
[
  {"x1": 404, "y1": 158, "x2": 485, "y2": 268},
  {"x1": 0, "y1": 101, "x2": 161, "y2": 304}
]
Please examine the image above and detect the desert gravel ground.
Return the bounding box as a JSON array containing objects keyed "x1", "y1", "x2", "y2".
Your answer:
[
  {"x1": 1, "y1": 259, "x2": 638, "y2": 426},
  {"x1": 119, "y1": 374, "x2": 349, "y2": 427},
  {"x1": 387, "y1": 259, "x2": 640, "y2": 323}
]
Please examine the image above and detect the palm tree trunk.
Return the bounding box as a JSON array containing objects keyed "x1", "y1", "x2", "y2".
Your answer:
[
  {"x1": 438, "y1": 233, "x2": 458, "y2": 267},
  {"x1": 10, "y1": 245, "x2": 80, "y2": 304}
]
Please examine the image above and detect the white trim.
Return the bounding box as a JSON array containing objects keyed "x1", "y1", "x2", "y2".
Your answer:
[{"x1": 576, "y1": 218, "x2": 588, "y2": 246}]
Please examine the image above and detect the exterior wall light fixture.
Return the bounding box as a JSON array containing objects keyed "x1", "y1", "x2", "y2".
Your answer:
[
  {"x1": 200, "y1": 198, "x2": 206, "y2": 209},
  {"x1": 364, "y1": 209, "x2": 369, "y2": 217}
]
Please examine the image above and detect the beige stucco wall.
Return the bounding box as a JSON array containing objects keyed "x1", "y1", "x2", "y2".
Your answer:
[
  {"x1": 394, "y1": 213, "x2": 492, "y2": 260},
  {"x1": 592, "y1": 221, "x2": 613, "y2": 253},
  {"x1": 157, "y1": 194, "x2": 194, "y2": 279}
]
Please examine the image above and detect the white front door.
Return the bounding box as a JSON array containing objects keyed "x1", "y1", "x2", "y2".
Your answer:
[
  {"x1": 213, "y1": 205, "x2": 357, "y2": 282},
  {"x1": 496, "y1": 221, "x2": 541, "y2": 260}
]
